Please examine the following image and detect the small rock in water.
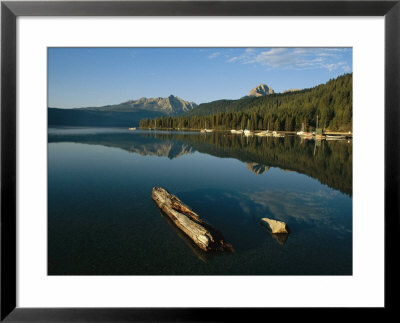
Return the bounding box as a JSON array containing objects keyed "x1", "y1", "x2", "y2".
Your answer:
[{"x1": 261, "y1": 218, "x2": 289, "y2": 234}]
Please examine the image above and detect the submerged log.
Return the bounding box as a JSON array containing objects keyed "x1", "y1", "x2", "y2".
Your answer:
[
  {"x1": 159, "y1": 209, "x2": 211, "y2": 263},
  {"x1": 152, "y1": 187, "x2": 234, "y2": 252}
]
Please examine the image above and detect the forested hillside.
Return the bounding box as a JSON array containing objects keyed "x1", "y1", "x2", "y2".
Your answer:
[{"x1": 140, "y1": 73, "x2": 352, "y2": 132}]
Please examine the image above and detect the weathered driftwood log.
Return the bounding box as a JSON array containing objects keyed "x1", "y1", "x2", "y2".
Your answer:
[
  {"x1": 261, "y1": 218, "x2": 289, "y2": 234},
  {"x1": 152, "y1": 187, "x2": 234, "y2": 252},
  {"x1": 159, "y1": 210, "x2": 211, "y2": 263}
]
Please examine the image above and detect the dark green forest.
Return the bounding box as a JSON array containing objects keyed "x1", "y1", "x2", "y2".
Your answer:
[{"x1": 140, "y1": 73, "x2": 352, "y2": 132}]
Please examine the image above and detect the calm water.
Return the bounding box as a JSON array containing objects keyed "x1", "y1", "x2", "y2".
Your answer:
[{"x1": 48, "y1": 127, "x2": 352, "y2": 275}]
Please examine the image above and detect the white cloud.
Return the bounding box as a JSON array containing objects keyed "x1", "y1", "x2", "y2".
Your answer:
[
  {"x1": 227, "y1": 56, "x2": 239, "y2": 63},
  {"x1": 208, "y1": 51, "x2": 221, "y2": 59},
  {"x1": 226, "y1": 47, "x2": 352, "y2": 72}
]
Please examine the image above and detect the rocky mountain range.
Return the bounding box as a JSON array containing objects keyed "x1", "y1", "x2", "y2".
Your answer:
[
  {"x1": 249, "y1": 84, "x2": 303, "y2": 96},
  {"x1": 249, "y1": 84, "x2": 275, "y2": 97},
  {"x1": 79, "y1": 94, "x2": 197, "y2": 115},
  {"x1": 49, "y1": 83, "x2": 309, "y2": 127},
  {"x1": 49, "y1": 95, "x2": 198, "y2": 127}
]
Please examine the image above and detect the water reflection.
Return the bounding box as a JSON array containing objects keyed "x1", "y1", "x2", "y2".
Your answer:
[
  {"x1": 270, "y1": 233, "x2": 289, "y2": 245},
  {"x1": 48, "y1": 128, "x2": 352, "y2": 275},
  {"x1": 239, "y1": 189, "x2": 351, "y2": 234},
  {"x1": 245, "y1": 163, "x2": 270, "y2": 175},
  {"x1": 49, "y1": 128, "x2": 352, "y2": 195}
]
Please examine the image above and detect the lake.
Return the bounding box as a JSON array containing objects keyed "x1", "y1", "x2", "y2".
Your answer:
[{"x1": 48, "y1": 127, "x2": 352, "y2": 275}]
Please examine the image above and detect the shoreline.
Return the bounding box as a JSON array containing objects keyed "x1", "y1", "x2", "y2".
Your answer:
[{"x1": 138, "y1": 127, "x2": 353, "y2": 137}]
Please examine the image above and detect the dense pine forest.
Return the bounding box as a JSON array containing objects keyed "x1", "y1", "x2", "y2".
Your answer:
[{"x1": 140, "y1": 73, "x2": 352, "y2": 132}]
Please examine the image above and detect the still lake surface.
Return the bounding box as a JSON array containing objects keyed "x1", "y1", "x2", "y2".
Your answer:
[{"x1": 48, "y1": 127, "x2": 352, "y2": 275}]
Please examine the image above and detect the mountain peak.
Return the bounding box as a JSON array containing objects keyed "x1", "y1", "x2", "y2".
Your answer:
[
  {"x1": 249, "y1": 84, "x2": 275, "y2": 97},
  {"x1": 78, "y1": 95, "x2": 197, "y2": 115}
]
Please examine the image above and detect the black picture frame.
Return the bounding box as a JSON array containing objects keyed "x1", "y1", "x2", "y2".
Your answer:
[{"x1": 1, "y1": 1, "x2": 399, "y2": 321}]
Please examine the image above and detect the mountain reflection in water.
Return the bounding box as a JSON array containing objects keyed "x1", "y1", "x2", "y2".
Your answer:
[
  {"x1": 48, "y1": 127, "x2": 352, "y2": 275},
  {"x1": 48, "y1": 128, "x2": 352, "y2": 196}
]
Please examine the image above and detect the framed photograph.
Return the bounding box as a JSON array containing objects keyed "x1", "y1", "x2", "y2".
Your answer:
[{"x1": 1, "y1": 0, "x2": 399, "y2": 321}]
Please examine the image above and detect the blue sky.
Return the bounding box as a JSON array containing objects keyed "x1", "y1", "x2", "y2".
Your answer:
[{"x1": 48, "y1": 47, "x2": 352, "y2": 108}]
